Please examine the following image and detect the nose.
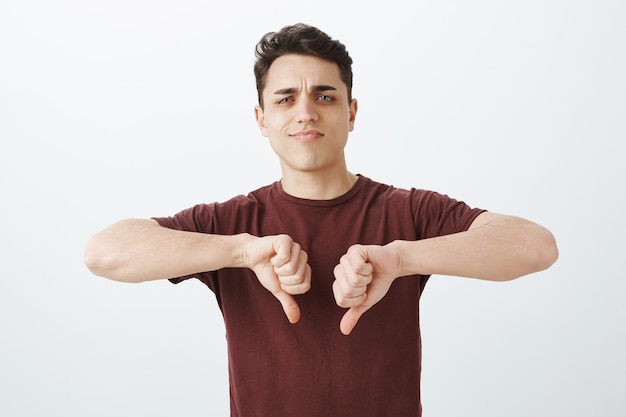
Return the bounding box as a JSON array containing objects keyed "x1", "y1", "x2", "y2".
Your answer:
[{"x1": 295, "y1": 99, "x2": 318, "y2": 123}]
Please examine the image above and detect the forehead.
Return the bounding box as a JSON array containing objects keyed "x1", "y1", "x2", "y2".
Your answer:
[{"x1": 264, "y1": 54, "x2": 345, "y2": 91}]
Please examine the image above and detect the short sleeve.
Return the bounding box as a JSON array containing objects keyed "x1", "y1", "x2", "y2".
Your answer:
[{"x1": 411, "y1": 189, "x2": 486, "y2": 240}]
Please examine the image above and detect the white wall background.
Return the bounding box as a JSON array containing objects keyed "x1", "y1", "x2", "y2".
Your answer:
[{"x1": 1, "y1": 0, "x2": 624, "y2": 416}]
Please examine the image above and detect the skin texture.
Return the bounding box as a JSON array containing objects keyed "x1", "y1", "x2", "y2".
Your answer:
[
  {"x1": 254, "y1": 54, "x2": 359, "y2": 200},
  {"x1": 332, "y1": 212, "x2": 558, "y2": 335},
  {"x1": 84, "y1": 54, "x2": 558, "y2": 335}
]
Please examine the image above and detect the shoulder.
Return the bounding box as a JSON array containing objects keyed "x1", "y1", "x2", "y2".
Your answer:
[
  {"x1": 154, "y1": 182, "x2": 279, "y2": 232},
  {"x1": 361, "y1": 176, "x2": 466, "y2": 204},
  {"x1": 357, "y1": 175, "x2": 430, "y2": 202},
  {"x1": 359, "y1": 175, "x2": 483, "y2": 234},
  {"x1": 197, "y1": 181, "x2": 279, "y2": 209}
]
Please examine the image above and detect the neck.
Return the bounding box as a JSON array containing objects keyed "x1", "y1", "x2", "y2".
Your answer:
[{"x1": 280, "y1": 170, "x2": 359, "y2": 200}]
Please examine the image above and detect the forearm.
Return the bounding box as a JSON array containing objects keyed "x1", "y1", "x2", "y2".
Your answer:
[
  {"x1": 84, "y1": 218, "x2": 250, "y2": 283},
  {"x1": 390, "y1": 214, "x2": 558, "y2": 281}
]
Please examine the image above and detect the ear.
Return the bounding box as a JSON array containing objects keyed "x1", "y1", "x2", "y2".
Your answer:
[
  {"x1": 348, "y1": 99, "x2": 358, "y2": 132},
  {"x1": 254, "y1": 105, "x2": 269, "y2": 137}
]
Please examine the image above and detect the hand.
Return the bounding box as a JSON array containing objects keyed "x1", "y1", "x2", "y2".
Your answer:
[
  {"x1": 332, "y1": 244, "x2": 401, "y2": 335},
  {"x1": 242, "y1": 234, "x2": 311, "y2": 324}
]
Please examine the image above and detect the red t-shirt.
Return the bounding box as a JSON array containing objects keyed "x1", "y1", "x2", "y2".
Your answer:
[{"x1": 154, "y1": 175, "x2": 484, "y2": 417}]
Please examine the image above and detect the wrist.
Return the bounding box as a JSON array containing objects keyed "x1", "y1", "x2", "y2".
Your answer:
[
  {"x1": 231, "y1": 233, "x2": 256, "y2": 269},
  {"x1": 386, "y1": 239, "x2": 423, "y2": 278}
]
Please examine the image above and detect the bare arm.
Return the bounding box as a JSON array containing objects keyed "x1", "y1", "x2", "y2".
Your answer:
[
  {"x1": 393, "y1": 211, "x2": 559, "y2": 281},
  {"x1": 83, "y1": 218, "x2": 248, "y2": 283},
  {"x1": 333, "y1": 212, "x2": 558, "y2": 334},
  {"x1": 84, "y1": 218, "x2": 311, "y2": 323}
]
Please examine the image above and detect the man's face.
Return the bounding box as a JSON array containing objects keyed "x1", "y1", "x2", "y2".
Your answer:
[{"x1": 255, "y1": 54, "x2": 357, "y2": 177}]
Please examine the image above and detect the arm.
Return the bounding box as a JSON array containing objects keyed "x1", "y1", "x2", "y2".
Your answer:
[
  {"x1": 394, "y1": 212, "x2": 559, "y2": 281},
  {"x1": 84, "y1": 218, "x2": 248, "y2": 283},
  {"x1": 84, "y1": 218, "x2": 311, "y2": 323},
  {"x1": 333, "y1": 212, "x2": 558, "y2": 334}
]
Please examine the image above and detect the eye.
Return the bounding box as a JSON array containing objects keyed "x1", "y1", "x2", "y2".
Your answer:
[
  {"x1": 277, "y1": 97, "x2": 294, "y2": 105},
  {"x1": 317, "y1": 95, "x2": 335, "y2": 102}
]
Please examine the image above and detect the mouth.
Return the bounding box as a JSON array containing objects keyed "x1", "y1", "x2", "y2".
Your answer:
[{"x1": 290, "y1": 130, "x2": 324, "y2": 141}]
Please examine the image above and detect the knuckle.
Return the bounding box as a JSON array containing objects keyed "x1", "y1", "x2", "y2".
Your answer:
[
  {"x1": 299, "y1": 280, "x2": 311, "y2": 292},
  {"x1": 282, "y1": 281, "x2": 310, "y2": 295},
  {"x1": 333, "y1": 264, "x2": 343, "y2": 278},
  {"x1": 333, "y1": 280, "x2": 364, "y2": 304},
  {"x1": 347, "y1": 244, "x2": 364, "y2": 256},
  {"x1": 294, "y1": 283, "x2": 310, "y2": 295},
  {"x1": 279, "y1": 274, "x2": 300, "y2": 285},
  {"x1": 345, "y1": 273, "x2": 364, "y2": 288},
  {"x1": 280, "y1": 263, "x2": 298, "y2": 276},
  {"x1": 336, "y1": 294, "x2": 363, "y2": 308},
  {"x1": 277, "y1": 233, "x2": 292, "y2": 243},
  {"x1": 332, "y1": 289, "x2": 350, "y2": 307}
]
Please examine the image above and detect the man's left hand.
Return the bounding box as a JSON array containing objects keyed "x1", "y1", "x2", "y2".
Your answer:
[{"x1": 332, "y1": 244, "x2": 401, "y2": 335}]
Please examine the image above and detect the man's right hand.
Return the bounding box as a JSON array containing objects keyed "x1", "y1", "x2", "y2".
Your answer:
[{"x1": 241, "y1": 234, "x2": 311, "y2": 324}]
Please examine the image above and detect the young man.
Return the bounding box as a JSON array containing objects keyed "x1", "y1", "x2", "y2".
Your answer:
[{"x1": 84, "y1": 23, "x2": 558, "y2": 417}]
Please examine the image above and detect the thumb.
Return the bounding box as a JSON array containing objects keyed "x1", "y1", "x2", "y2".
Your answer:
[
  {"x1": 339, "y1": 302, "x2": 371, "y2": 335},
  {"x1": 273, "y1": 290, "x2": 301, "y2": 324}
]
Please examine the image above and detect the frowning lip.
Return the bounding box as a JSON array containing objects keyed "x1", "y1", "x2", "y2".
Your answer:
[{"x1": 290, "y1": 130, "x2": 324, "y2": 141}]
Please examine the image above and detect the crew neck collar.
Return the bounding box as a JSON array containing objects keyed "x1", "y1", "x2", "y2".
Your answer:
[{"x1": 274, "y1": 175, "x2": 367, "y2": 207}]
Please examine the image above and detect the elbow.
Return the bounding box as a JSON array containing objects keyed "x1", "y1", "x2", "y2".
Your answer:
[
  {"x1": 83, "y1": 236, "x2": 140, "y2": 283},
  {"x1": 83, "y1": 236, "x2": 114, "y2": 278},
  {"x1": 533, "y1": 227, "x2": 559, "y2": 272},
  {"x1": 497, "y1": 226, "x2": 559, "y2": 282},
  {"x1": 518, "y1": 226, "x2": 558, "y2": 279}
]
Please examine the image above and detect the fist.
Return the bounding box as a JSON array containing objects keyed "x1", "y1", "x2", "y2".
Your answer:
[
  {"x1": 333, "y1": 244, "x2": 400, "y2": 335},
  {"x1": 243, "y1": 234, "x2": 311, "y2": 323}
]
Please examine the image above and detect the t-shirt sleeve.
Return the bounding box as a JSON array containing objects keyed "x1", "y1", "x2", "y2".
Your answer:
[
  {"x1": 411, "y1": 189, "x2": 486, "y2": 239},
  {"x1": 153, "y1": 204, "x2": 215, "y2": 234}
]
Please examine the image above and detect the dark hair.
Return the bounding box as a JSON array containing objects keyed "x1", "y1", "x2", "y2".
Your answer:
[{"x1": 254, "y1": 23, "x2": 353, "y2": 108}]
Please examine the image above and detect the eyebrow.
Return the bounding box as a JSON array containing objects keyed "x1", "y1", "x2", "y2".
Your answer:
[{"x1": 273, "y1": 85, "x2": 338, "y2": 95}]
